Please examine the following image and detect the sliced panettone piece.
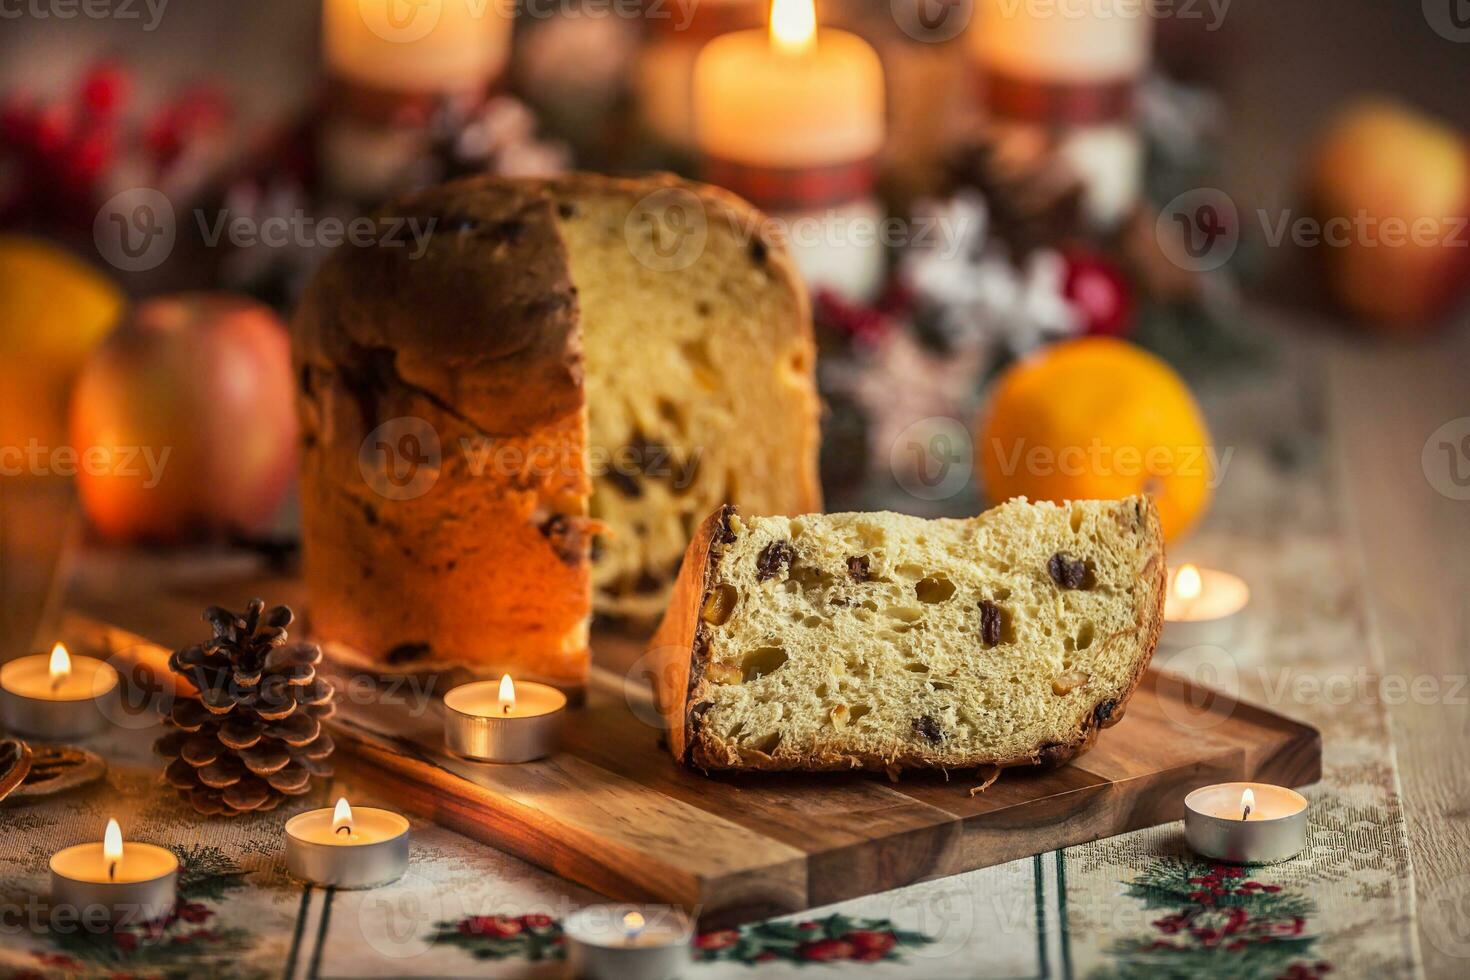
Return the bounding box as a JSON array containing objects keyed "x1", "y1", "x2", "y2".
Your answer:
[{"x1": 650, "y1": 496, "x2": 1165, "y2": 773}]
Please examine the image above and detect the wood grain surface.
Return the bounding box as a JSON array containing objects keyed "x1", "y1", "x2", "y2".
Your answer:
[
  {"x1": 329, "y1": 659, "x2": 1321, "y2": 926},
  {"x1": 55, "y1": 603, "x2": 1319, "y2": 928}
]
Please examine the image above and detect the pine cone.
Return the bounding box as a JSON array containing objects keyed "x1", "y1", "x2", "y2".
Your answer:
[
  {"x1": 153, "y1": 600, "x2": 335, "y2": 817},
  {"x1": 946, "y1": 137, "x2": 1086, "y2": 259}
]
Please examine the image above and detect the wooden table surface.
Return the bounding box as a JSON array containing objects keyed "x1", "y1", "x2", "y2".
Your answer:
[{"x1": 5, "y1": 315, "x2": 1466, "y2": 975}]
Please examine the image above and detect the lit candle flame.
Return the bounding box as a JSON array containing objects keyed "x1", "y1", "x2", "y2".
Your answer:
[
  {"x1": 333, "y1": 797, "x2": 353, "y2": 837},
  {"x1": 1241, "y1": 787, "x2": 1255, "y2": 822},
  {"x1": 1173, "y1": 565, "x2": 1202, "y2": 601},
  {"x1": 499, "y1": 674, "x2": 516, "y2": 715},
  {"x1": 49, "y1": 642, "x2": 72, "y2": 691},
  {"x1": 103, "y1": 818, "x2": 123, "y2": 881},
  {"x1": 623, "y1": 911, "x2": 646, "y2": 935},
  {"x1": 770, "y1": 0, "x2": 816, "y2": 56}
]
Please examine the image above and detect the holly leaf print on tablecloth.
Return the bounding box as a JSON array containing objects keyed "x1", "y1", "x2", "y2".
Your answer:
[
  {"x1": 1095, "y1": 857, "x2": 1332, "y2": 980},
  {"x1": 695, "y1": 913, "x2": 933, "y2": 967},
  {"x1": 430, "y1": 911, "x2": 932, "y2": 969},
  {"x1": 431, "y1": 914, "x2": 566, "y2": 961},
  {"x1": 15, "y1": 845, "x2": 262, "y2": 980}
]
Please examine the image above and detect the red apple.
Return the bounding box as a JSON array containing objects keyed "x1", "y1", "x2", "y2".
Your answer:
[
  {"x1": 1307, "y1": 99, "x2": 1470, "y2": 330},
  {"x1": 69, "y1": 293, "x2": 297, "y2": 543}
]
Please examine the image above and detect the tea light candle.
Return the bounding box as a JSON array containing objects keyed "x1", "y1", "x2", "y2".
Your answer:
[
  {"x1": 443, "y1": 674, "x2": 566, "y2": 764},
  {"x1": 693, "y1": 0, "x2": 886, "y2": 300},
  {"x1": 1161, "y1": 564, "x2": 1251, "y2": 650},
  {"x1": 1, "y1": 643, "x2": 118, "y2": 740},
  {"x1": 285, "y1": 797, "x2": 409, "y2": 889},
  {"x1": 565, "y1": 905, "x2": 694, "y2": 980},
  {"x1": 1185, "y1": 783, "x2": 1308, "y2": 864},
  {"x1": 50, "y1": 819, "x2": 178, "y2": 924}
]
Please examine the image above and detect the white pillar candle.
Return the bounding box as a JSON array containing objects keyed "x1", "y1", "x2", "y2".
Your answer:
[
  {"x1": 1185, "y1": 783, "x2": 1308, "y2": 864},
  {"x1": 1160, "y1": 563, "x2": 1250, "y2": 651},
  {"x1": 50, "y1": 819, "x2": 178, "y2": 924},
  {"x1": 694, "y1": 0, "x2": 887, "y2": 301},
  {"x1": 322, "y1": 0, "x2": 514, "y2": 99},
  {"x1": 443, "y1": 674, "x2": 566, "y2": 764},
  {"x1": 970, "y1": 0, "x2": 1153, "y2": 229},
  {"x1": 973, "y1": 0, "x2": 1152, "y2": 84},
  {"x1": 565, "y1": 905, "x2": 694, "y2": 980},
  {"x1": 0, "y1": 643, "x2": 118, "y2": 740},
  {"x1": 318, "y1": 0, "x2": 515, "y2": 202},
  {"x1": 285, "y1": 797, "x2": 410, "y2": 889},
  {"x1": 635, "y1": 0, "x2": 762, "y2": 152}
]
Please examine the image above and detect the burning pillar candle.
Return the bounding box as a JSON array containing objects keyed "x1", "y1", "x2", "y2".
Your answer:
[
  {"x1": 443, "y1": 674, "x2": 566, "y2": 763},
  {"x1": 635, "y1": 0, "x2": 762, "y2": 154},
  {"x1": 318, "y1": 0, "x2": 516, "y2": 201},
  {"x1": 565, "y1": 905, "x2": 694, "y2": 980},
  {"x1": 694, "y1": 0, "x2": 887, "y2": 301},
  {"x1": 50, "y1": 819, "x2": 179, "y2": 924},
  {"x1": 969, "y1": 0, "x2": 1153, "y2": 229},
  {"x1": 285, "y1": 797, "x2": 410, "y2": 889},
  {"x1": 1161, "y1": 563, "x2": 1250, "y2": 651},
  {"x1": 1185, "y1": 783, "x2": 1308, "y2": 864},
  {"x1": 0, "y1": 643, "x2": 118, "y2": 740}
]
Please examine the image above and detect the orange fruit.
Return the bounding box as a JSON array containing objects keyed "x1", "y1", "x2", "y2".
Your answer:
[
  {"x1": 975, "y1": 338, "x2": 1213, "y2": 541},
  {"x1": 0, "y1": 236, "x2": 124, "y2": 457}
]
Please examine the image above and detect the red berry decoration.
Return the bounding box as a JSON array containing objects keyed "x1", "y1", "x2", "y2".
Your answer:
[
  {"x1": 814, "y1": 288, "x2": 890, "y2": 347},
  {"x1": 1062, "y1": 248, "x2": 1136, "y2": 337},
  {"x1": 33, "y1": 103, "x2": 74, "y2": 159},
  {"x1": 797, "y1": 938, "x2": 856, "y2": 962},
  {"x1": 63, "y1": 126, "x2": 116, "y2": 189},
  {"x1": 0, "y1": 95, "x2": 38, "y2": 145},
  {"x1": 845, "y1": 929, "x2": 898, "y2": 958},
  {"x1": 79, "y1": 61, "x2": 131, "y2": 118}
]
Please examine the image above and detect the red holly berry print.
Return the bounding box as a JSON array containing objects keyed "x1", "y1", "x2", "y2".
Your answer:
[{"x1": 1113, "y1": 859, "x2": 1331, "y2": 978}]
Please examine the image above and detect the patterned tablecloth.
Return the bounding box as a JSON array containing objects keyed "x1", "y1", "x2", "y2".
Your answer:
[{"x1": 0, "y1": 363, "x2": 1424, "y2": 980}]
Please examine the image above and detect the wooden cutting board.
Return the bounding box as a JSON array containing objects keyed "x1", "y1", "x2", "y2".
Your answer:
[
  {"x1": 323, "y1": 663, "x2": 1319, "y2": 927},
  {"x1": 56, "y1": 598, "x2": 1319, "y2": 930}
]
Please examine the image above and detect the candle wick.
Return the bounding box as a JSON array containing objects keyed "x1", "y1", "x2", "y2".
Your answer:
[
  {"x1": 502, "y1": 704, "x2": 511, "y2": 715},
  {"x1": 108, "y1": 860, "x2": 117, "y2": 882},
  {"x1": 1241, "y1": 804, "x2": 1251, "y2": 822},
  {"x1": 335, "y1": 825, "x2": 351, "y2": 837}
]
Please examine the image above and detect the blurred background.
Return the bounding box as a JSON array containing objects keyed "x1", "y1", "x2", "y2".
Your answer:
[{"x1": 4, "y1": 0, "x2": 1468, "y2": 538}]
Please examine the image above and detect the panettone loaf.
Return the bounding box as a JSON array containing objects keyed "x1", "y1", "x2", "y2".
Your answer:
[
  {"x1": 294, "y1": 174, "x2": 821, "y2": 688},
  {"x1": 651, "y1": 497, "x2": 1165, "y2": 772}
]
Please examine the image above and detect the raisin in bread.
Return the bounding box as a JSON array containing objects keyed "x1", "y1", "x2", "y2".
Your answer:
[
  {"x1": 650, "y1": 497, "x2": 1165, "y2": 772},
  {"x1": 294, "y1": 173, "x2": 821, "y2": 689}
]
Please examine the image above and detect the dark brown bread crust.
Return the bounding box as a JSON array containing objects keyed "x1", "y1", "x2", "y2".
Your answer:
[
  {"x1": 650, "y1": 497, "x2": 1167, "y2": 774},
  {"x1": 648, "y1": 505, "x2": 736, "y2": 762},
  {"x1": 294, "y1": 176, "x2": 592, "y2": 687}
]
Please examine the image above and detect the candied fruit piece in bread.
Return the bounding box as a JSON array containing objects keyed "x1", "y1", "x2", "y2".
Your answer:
[{"x1": 650, "y1": 496, "x2": 1165, "y2": 773}]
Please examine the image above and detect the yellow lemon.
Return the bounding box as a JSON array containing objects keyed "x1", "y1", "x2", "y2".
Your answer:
[{"x1": 0, "y1": 236, "x2": 124, "y2": 457}]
